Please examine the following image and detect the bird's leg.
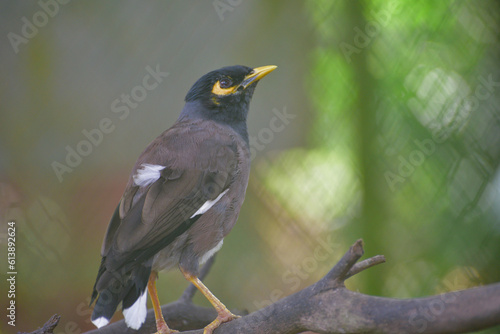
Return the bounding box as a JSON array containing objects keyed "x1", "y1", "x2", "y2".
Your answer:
[
  {"x1": 147, "y1": 271, "x2": 178, "y2": 334},
  {"x1": 180, "y1": 267, "x2": 240, "y2": 334}
]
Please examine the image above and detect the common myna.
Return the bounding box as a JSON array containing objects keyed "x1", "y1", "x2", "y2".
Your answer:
[{"x1": 90, "y1": 65, "x2": 277, "y2": 334}]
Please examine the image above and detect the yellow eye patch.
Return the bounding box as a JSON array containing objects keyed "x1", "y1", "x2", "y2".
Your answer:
[{"x1": 211, "y1": 80, "x2": 238, "y2": 96}]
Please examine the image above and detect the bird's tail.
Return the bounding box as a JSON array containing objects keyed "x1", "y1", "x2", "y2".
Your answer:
[{"x1": 90, "y1": 261, "x2": 151, "y2": 330}]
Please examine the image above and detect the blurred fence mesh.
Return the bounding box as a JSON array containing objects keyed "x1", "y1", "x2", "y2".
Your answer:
[
  {"x1": 256, "y1": 0, "x2": 500, "y2": 306},
  {"x1": 1, "y1": 1, "x2": 500, "y2": 333}
]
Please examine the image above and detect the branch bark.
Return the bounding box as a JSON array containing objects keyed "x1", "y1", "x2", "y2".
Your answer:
[
  {"x1": 20, "y1": 314, "x2": 61, "y2": 334},
  {"x1": 28, "y1": 240, "x2": 500, "y2": 334}
]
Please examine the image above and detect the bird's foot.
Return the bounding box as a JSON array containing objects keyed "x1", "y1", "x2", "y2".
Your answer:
[
  {"x1": 154, "y1": 318, "x2": 179, "y2": 334},
  {"x1": 203, "y1": 309, "x2": 240, "y2": 334}
]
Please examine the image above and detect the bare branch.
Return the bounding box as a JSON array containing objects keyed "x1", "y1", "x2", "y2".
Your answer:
[
  {"x1": 179, "y1": 283, "x2": 500, "y2": 334},
  {"x1": 32, "y1": 240, "x2": 500, "y2": 334},
  {"x1": 345, "y1": 254, "x2": 386, "y2": 279},
  {"x1": 21, "y1": 314, "x2": 61, "y2": 334},
  {"x1": 319, "y1": 238, "x2": 365, "y2": 290}
]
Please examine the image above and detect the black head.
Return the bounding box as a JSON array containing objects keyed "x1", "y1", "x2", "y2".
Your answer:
[{"x1": 181, "y1": 65, "x2": 277, "y2": 127}]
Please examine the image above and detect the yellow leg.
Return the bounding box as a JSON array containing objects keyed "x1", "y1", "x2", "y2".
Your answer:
[
  {"x1": 180, "y1": 267, "x2": 240, "y2": 334},
  {"x1": 148, "y1": 271, "x2": 178, "y2": 334}
]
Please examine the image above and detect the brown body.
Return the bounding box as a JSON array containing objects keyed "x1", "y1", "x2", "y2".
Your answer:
[
  {"x1": 90, "y1": 64, "x2": 276, "y2": 334},
  {"x1": 99, "y1": 118, "x2": 250, "y2": 279}
]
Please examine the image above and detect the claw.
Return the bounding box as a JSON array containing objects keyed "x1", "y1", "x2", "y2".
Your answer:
[
  {"x1": 154, "y1": 318, "x2": 179, "y2": 334},
  {"x1": 203, "y1": 310, "x2": 240, "y2": 334},
  {"x1": 179, "y1": 267, "x2": 240, "y2": 334}
]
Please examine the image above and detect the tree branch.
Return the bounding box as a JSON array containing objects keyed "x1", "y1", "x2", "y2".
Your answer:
[
  {"x1": 20, "y1": 314, "x2": 61, "y2": 334},
  {"x1": 344, "y1": 254, "x2": 386, "y2": 279},
  {"x1": 28, "y1": 240, "x2": 500, "y2": 334}
]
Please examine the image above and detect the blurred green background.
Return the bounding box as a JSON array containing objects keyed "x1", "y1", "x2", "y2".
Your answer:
[{"x1": 1, "y1": 1, "x2": 500, "y2": 333}]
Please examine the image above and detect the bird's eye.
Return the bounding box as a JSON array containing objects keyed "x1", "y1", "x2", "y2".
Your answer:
[{"x1": 219, "y1": 78, "x2": 232, "y2": 88}]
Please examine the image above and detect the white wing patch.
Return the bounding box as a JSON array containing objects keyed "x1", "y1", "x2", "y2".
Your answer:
[
  {"x1": 122, "y1": 289, "x2": 148, "y2": 330},
  {"x1": 200, "y1": 239, "x2": 224, "y2": 265},
  {"x1": 133, "y1": 163, "x2": 166, "y2": 187},
  {"x1": 92, "y1": 317, "x2": 109, "y2": 328},
  {"x1": 190, "y1": 188, "x2": 229, "y2": 218}
]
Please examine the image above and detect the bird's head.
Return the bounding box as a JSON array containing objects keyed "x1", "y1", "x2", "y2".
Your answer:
[{"x1": 182, "y1": 65, "x2": 277, "y2": 124}]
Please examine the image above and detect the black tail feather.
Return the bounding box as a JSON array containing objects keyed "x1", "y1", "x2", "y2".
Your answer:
[
  {"x1": 90, "y1": 257, "x2": 107, "y2": 306},
  {"x1": 123, "y1": 265, "x2": 151, "y2": 309},
  {"x1": 90, "y1": 262, "x2": 151, "y2": 325}
]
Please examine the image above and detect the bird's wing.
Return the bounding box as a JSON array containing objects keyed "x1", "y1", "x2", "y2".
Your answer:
[{"x1": 101, "y1": 126, "x2": 238, "y2": 271}]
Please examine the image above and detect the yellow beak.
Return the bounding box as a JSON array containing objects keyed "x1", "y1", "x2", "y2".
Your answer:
[{"x1": 240, "y1": 65, "x2": 278, "y2": 88}]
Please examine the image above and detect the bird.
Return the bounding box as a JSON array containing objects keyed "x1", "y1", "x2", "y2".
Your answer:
[{"x1": 90, "y1": 64, "x2": 277, "y2": 334}]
